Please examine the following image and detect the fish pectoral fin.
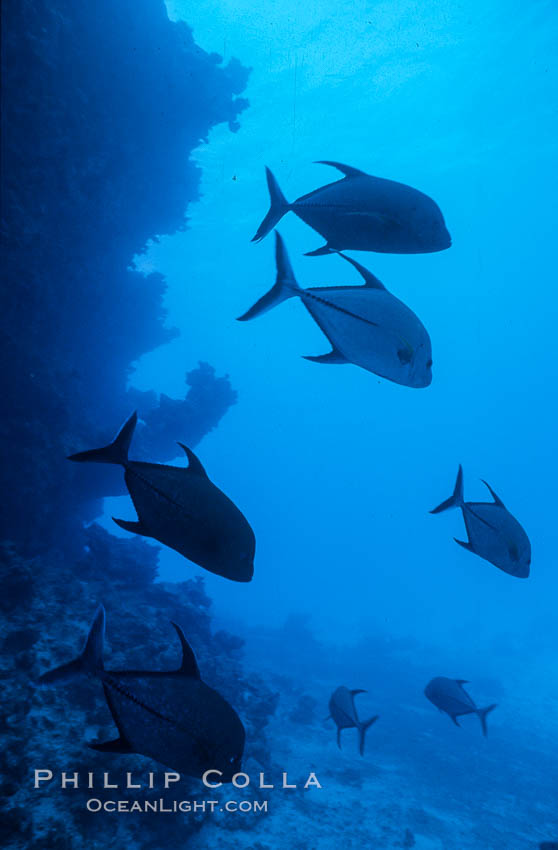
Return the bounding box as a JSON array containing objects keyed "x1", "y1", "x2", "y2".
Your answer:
[
  {"x1": 112, "y1": 518, "x2": 149, "y2": 536},
  {"x1": 89, "y1": 736, "x2": 134, "y2": 754},
  {"x1": 450, "y1": 715, "x2": 461, "y2": 728},
  {"x1": 171, "y1": 622, "x2": 201, "y2": 678},
  {"x1": 303, "y1": 349, "x2": 348, "y2": 365},
  {"x1": 304, "y1": 244, "x2": 333, "y2": 257},
  {"x1": 454, "y1": 537, "x2": 474, "y2": 553},
  {"x1": 177, "y1": 443, "x2": 208, "y2": 478}
]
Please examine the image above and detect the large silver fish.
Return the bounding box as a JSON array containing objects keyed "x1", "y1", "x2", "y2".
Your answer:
[
  {"x1": 424, "y1": 677, "x2": 497, "y2": 736},
  {"x1": 431, "y1": 465, "x2": 531, "y2": 578},
  {"x1": 39, "y1": 606, "x2": 245, "y2": 780},
  {"x1": 252, "y1": 162, "x2": 451, "y2": 255},
  {"x1": 326, "y1": 686, "x2": 379, "y2": 755},
  {"x1": 68, "y1": 413, "x2": 255, "y2": 582},
  {"x1": 239, "y1": 231, "x2": 433, "y2": 388}
]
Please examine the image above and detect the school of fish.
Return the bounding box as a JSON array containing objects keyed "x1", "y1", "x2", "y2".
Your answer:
[{"x1": 40, "y1": 160, "x2": 536, "y2": 811}]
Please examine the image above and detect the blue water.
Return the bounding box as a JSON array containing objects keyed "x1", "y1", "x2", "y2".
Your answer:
[
  {"x1": 113, "y1": 1, "x2": 558, "y2": 642},
  {"x1": 100, "y1": 0, "x2": 558, "y2": 844}
]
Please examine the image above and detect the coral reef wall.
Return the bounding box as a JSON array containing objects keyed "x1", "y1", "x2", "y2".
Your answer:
[
  {"x1": 1, "y1": 2, "x2": 277, "y2": 848},
  {"x1": 1, "y1": 0, "x2": 248, "y2": 550}
]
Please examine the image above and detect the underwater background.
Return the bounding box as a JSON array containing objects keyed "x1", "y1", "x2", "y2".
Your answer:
[{"x1": 2, "y1": 0, "x2": 557, "y2": 847}]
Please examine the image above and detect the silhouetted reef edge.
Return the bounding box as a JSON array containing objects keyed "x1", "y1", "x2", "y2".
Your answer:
[{"x1": 1, "y1": 2, "x2": 278, "y2": 846}]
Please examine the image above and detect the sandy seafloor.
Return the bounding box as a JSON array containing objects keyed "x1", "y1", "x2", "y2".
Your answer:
[{"x1": 186, "y1": 668, "x2": 558, "y2": 850}]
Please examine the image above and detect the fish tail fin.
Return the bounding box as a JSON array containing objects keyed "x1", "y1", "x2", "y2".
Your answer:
[
  {"x1": 358, "y1": 715, "x2": 379, "y2": 756},
  {"x1": 251, "y1": 167, "x2": 290, "y2": 242},
  {"x1": 38, "y1": 606, "x2": 105, "y2": 684},
  {"x1": 430, "y1": 464, "x2": 464, "y2": 514},
  {"x1": 237, "y1": 231, "x2": 301, "y2": 321},
  {"x1": 477, "y1": 703, "x2": 497, "y2": 737},
  {"x1": 68, "y1": 412, "x2": 137, "y2": 465}
]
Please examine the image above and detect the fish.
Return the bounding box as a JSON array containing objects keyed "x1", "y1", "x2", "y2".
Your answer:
[
  {"x1": 430, "y1": 465, "x2": 531, "y2": 578},
  {"x1": 238, "y1": 231, "x2": 433, "y2": 388},
  {"x1": 38, "y1": 606, "x2": 245, "y2": 781},
  {"x1": 251, "y1": 162, "x2": 451, "y2": 255},
  {"x1": 68, "y1": 412, "x2": 255, "y2": 582},
  {"x1": 539, "y1": 843, "x2": 558, "y2": 849},
  {"x1": 424, "y1": 677, "x2": 497, "y2": 736},
  {"x1": 326, "y1": 686, "x2": 379, "y2": 755}
]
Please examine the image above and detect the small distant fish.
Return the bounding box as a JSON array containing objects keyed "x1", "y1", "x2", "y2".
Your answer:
[
  {"x1": 39, "y1": 606, "x2": 245, "y2": 781},
  {"x1": 238, "y1": 232, "x2": 433, "y2": 388},
  {"x1": 327, "y1": 686, "x2": 379, "y2": 755},
  {"x1": 539, "y1": 843, "x2": 558, "y2": 849},
  {"x1": 431, "y1": 465, "x2": 531, "y2": 578},
  {"x1": 252, "y1": 161, "x2": 451, "y2": 255},
  {"x1": 424, "y1": 677, "x2": 497, "y2": 736},
  {"x1": 68, "y1": 413, "x2": 255, "y2": 582}
]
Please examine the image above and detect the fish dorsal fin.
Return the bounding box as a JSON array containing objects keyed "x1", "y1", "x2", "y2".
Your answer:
[
  {"x1": 455, "y1": 679, "x2": 469, "y2": 686},
  {"x1": 335, "y1": 253, "x2": 386, "y2": 290},
  {"x1": 177, "y1": 443, "x2": 208, "y2": 478},
  {"x1": 171, "y1": 622, "x2": 200, "y2": 678},
  {"x1": 315, "y1": 161, "x2": 368, "y2": 178},
  {"x1": 481, "y1": 480, "x2": 505, "y2": 507},
  {"x1": 350, "y1": 688, "x2": 366, "y2": 716}
]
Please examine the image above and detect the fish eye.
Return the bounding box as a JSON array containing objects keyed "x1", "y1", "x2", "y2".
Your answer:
[{"x1": 426, "y1": 358, "x2": 433, "y2": 369}]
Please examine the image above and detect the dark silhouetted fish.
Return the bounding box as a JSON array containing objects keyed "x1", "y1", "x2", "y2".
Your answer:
[
  {"x1": 424, "y1": 677, "x2": 497, "y2": 736},
  {"x1": 39, "y1": 606, "x2": 245, "y2": 781},
  {"x1": 68, "y1": 413, "x2": 255, "y2": 582},
  {"x1": 327, "y1": 686, "x2": 379, "y2": 755},
  {"x1": 539, "y1": 843, "x2": 558, "y2": 849},
  {"x1": 252, "y1": 162, "x2": 451, "y2": 255},
  {"x1": 238, "y1": 232, "x2": 433, "y2": 388},
  {"x1": 431, "y1": 465, "x2": 531, "y2": 578}
]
